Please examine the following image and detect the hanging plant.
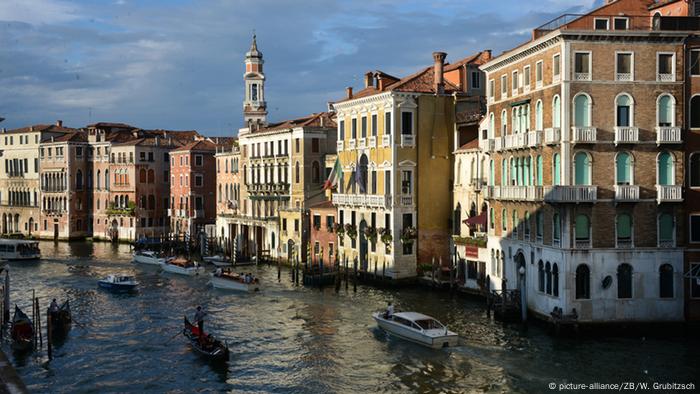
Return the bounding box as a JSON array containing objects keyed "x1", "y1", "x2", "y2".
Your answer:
[
  {"x1": 363, "y1": 226, "x2": 377, "y2": 242},
  {"x1": 378, "y1": 228, "x2": 393, "y2": 245},
  {"x1": 400, "y1": 226, "x2": 417, "y2": 244},
  {"x1": 345, "y1": 224, "x2": 357, "y2": 240},
  {"x1": 334, "y1": 223, "x2": 345, "y2": 236}
]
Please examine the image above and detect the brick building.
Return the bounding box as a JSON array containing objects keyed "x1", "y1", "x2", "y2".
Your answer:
[
  {"x1": 309, "y1": 200, "x2": 337, "y2": 264},
  {"x1": 215, "y1": 141, "x2": 241, "y2": 255}
]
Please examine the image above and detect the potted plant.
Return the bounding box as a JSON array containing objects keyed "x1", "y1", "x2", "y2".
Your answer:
[
  {"x1": 344, "y1": 223, "x2": 357, "y2": 240},
  {"x1": 335, "y1": 223, "x2": 345, "y2": 246},
  {"x1": 400, "y1": 226, "x2": 417, "y2": 244},
  {"x1": 363, "y1": 226, "x2": 377, "y2": 243},
  {"x1": 378, "y1": 227, "x2": 393, "y2": 253}
]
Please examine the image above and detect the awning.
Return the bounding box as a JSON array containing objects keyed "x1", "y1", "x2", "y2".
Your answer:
[{"x1": 464, "y1": 212, "x2": 487, "y2": 227}]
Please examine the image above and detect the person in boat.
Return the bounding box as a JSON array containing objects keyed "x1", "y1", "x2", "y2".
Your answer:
[
  {"x1": 384, "y1": 302, "x2": 394, "y2": 319},
  {"x1": 215, "y1": 267, "x2": 222, "y2": 277},
  {"x1": 49, "y1": 299, "x2": 59, "y2": 314},
  {"x1": 194, "y1": 306, "x2": 206, "y2": 342}
]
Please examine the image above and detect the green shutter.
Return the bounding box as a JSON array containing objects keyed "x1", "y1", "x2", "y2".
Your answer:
[
  {"x1": 658, "y1": 152, "x2": 672, "y2": 186},
  {"x1": 659, "y1": 96, "x2": 672, "y2": 126},
  {"x1": 659, "y1": 214, "x2": 673, "y2": 241},
  {"x1": 575, "y1": 215, "x2": 589, "y2": 239},
  {"x1": 537, "y1": 155, "x2": 543, "y2": 186},
  {"x1": 616, "y1": 152, "x2": 631, "y2": 184},
  {"x1": 501, "y1": 159, "x2": 507, "y2": 186},
  {"x1": 574, "y1": 95, "x2": 589, "y2": 127},
  {"x1": 575, "y1": 153, "x2": 589, "y2": 185},
  {"x1": 617, "y1": 214, "x2": 632, "y2": 238},
  {"x1": 553, "y1": 97, "x2": 561, "y2": 128}
]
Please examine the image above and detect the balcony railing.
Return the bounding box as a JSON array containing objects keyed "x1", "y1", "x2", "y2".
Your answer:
[
  {"x1": 348, "y1": 139, "x2": 356, "y2": 150},
  {"x1": 657, "y1": 73, "x2": 674, "y2": 82},
  {"x1": 615, "y1": 72, "x2": 632, "y2": 81},
  {"x1": 571, "y1": 126, "x2": 597, "y2": 143},
  {"x1": 332, "y1": 193, "x2": 391, "y2": 209},
  {"x1": 382, "y1": 134, "x2": 391, "y2": 147},
  {"x1": 656, "y1": 185, "x2": 682, "y2": 203},
  {"x1": 527, "y1": 131, "x2": 542, "y2": 147},
  {"x1": 358, "y1": 138, "x2": 366, "y2": 149},
  {"x1": 368, "y1": 136, "x2": 377, "y2": 148},
  {"x1": 194, "y1": 209, "x2": 205, "y2": 218},
  {"x1": 400, "y1": 134, "x2": 415, "y2": 147},
  {"x1": 544, "y1": 128, "x2": 561, "y2": 145},
  {"x1": 574, "y1": 72, "x2": 590, "y2": 81},
  {"x1": 574, "y1": 239, "x2": 591, "y2": 249},
  {"x1": 614, "y1": 126, "x2": 639, "y2": 144},
  {"x1": 493, "y1": 137, "x2": 503, "y2": 151},
  {"x1": 656, "y1": 126, "x2": 681, "y2": 144},
  {"x1": 400, "y1": 195, "x2": 413, "y2": 206},
  {"x1": 614, "y1": 185, "x2": 640, "y2": 201},
  {"x1": 616, "y1": 239, "x2": 633, "y2": 248},
  {"x1": 337, "y1": 141, "x2": 344, "y2": 152},
  {"x1": 544, "y1": 185, "x2": 597, "y2": 203}
]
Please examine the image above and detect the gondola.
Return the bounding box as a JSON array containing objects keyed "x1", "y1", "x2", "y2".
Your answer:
[
  {"x1": 49, "y1": 300, "x2": 72, "y2": 337},
  {"x1": 183, "y1": 316, "x2": 229, "y2": 362},
  {"x1": 11, "y1": 305, "x2": 34, "y2": 351}
]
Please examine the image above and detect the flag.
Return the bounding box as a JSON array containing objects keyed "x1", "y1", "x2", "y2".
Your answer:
[{"x1": 323, "y1": 157, "x2": 343, "y2": 190}]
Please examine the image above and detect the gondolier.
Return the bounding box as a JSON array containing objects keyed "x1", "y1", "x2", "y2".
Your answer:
[
  {"x1": 49, "y1": 299, "x2": 59, "y2": 313},
  {"x1": 193, "y1": 306, "x2": 206, "y2": 337}
]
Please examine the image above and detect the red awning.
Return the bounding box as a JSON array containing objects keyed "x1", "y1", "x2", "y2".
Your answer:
[{"x1": 464, "y1": 212, "x2": 487, "y2": 227}]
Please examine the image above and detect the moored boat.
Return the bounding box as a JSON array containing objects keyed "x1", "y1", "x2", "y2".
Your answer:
[
  {"x1": 162, "y1": 257, "x2": 205, "y2": 276},
  {"x1": 0, "y1": 239, "x2": 40, "y2": 261},
  {"x1": 203, "y1": 255, "x2": 231, "y2": 267},
  {"x1": 210, "y1": 271, "x2": 260, "y2": 292},
  {"x1": 183, "y1": 316, "x2": 229, "y2": 362},
  {"x1": 372, "y1": 311, "x2": 459, "y2": 349},
  {"x1": 98, "y1": 275, "x2": 139, "y2": 292},
  {"x1": 49, "y1": 300, "x2": 72, "y2": 336},
  {"x1": 11, "y1": 305, "x2": 34, "y2": 351},
  {"x1": 133, "y1": 250, "x2": 169, "y2": 266}
]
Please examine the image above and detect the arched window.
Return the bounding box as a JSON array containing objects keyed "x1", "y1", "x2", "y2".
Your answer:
[
  {"x1": 538, "y1": 260, "x2": 544, "y2": 292},
  {"x1": 575, "y1": 214, "x2": 590, "y2": 246},
  {"x1": 501, "y1": 110, "x2": 508, "y2": 135},
  {"x1": 489, "y1": 207, "x2": 495, "y2": 230},
  {"x1": 659, "y1": 264, "x2": 674, "y2": 298},
  {"x1": 96, "y1": 170, "x2": 101, "y2": 189},
  {"x1": 501, "y1": 208, "x2": 507, "y2": 232},
  {"x1": 139, "y1": 169, "x2": 147, "y2": 183},
  {"x1": 657, "y1": 94, "x2": 674, "y2": 127},
  {"x1": 691, "y1": 95, "x2": 700, "y2": 128},
  {"x1": 218, "y1": 184, "x2": 222, "y2": 202},
  {"x1": 358, "y1": 155, "x2": 368, "y2": 193},
  {"x1": 536, "y1": 155, "x2": 543, "y2": 186},
  {"x1": 552, "y1": 153, "x2": 561, "y2": 185},
  {"x1": 140, "y1": 196, "x2": 147, "y2": 209},
  {"x1": 536, "y1": 211, "x2": 543, "y2": 240},
  {"x1": 512, "y1": 210, "x2": 518, "y2": 237},
  {"x1": 552, "y1": 213, "x2": 561, "y2": 243},
  {"x1": 148, "y1": 195, "x2": 156, "y2": 210},
  {"x1": 574, "y1": 151, "x2": 591, "y2": 185},
  {"x1": 295, "y1": 162, "x2": 300, "y2": 184},
  {"x1": 657, "y1": 151, "x2": 674, "y2": 186},
  {"x1": 105, "y1": 170, "x2": 109, "y2": 188},
  {"x1": 615, "y1": 151, "x2": 633, "y2": 185},
  {"x1": 616, "y1": 94, "x2": 633, "y2": 127},
  {"x1": 489, "y1": 113, "x2": 495, "y2": 138},
  {"x1": 617, "y1": 263, "x2": 633, "y2": 299},
  {"x1": 76, "y1": 170, "x2": 83, "y2": 190},
  {"x1": 312, "y1": 161, "x2": 320, "y2": 184},
  {"x1": 535, "y1": 100, "x2": 543, "y2": 131},
  {"x1": 524, "y1": 211, "x2": 530, "y2": 238},
  {"x1": 501, "y1": 159, "x2": 507, "y2": 186},
  {"x1": 489, "y1": 160, "x2": 495, "y2": 186},
  {"x1": 616, "y1": 213, "x2": 632, "y2": 247},
  {"x1": 552, "y1": 95, "x2": 561, "y2": 128},
  {"x1": 147, "y1": 169, "x2": 155, "y2": 184},
  {"x1": 552, "y1": 263, "x2": 559, "y2": 297},
  {"x1": 658, "y1": 213, "x2": 675, "y2": 247},
  {"x1": 456, "y1": 159, "x2": 461, "y2": 185},
  {"x1": 545, "y1": 262, "x2": 552, "y2": 295},
  {"x1": 510, "y1": 157, "x2": 516, "y2": 185},
  {"x1": 575, "y1": 264, "x2": 590, "y2": 299},
  {"x1": 573, "y1": 94, "x2": 590, "y2": 127}
]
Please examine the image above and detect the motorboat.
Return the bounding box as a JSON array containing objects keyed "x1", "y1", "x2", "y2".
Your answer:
[
  {"x1": 98, "y1": 275, "x2": 139, "y2": 292},
  {"x1": 0, "y1": 239, "x2": 40, "y2": 261},
  {"x1": 210, "y1": 270, "x2": 260, "y2": 292},
  {"x1": 203, "y1": 255, "x2": 232, "y2": 267},
  {"x1": 372, "y1": 311, "x2": 459, "y2": 349},
  {"x1": 162, "y1": 257, "x2": 205, "y2": 276},
  {"x1": 133, "y1": 250, "x2": 169, "y2": 266}
]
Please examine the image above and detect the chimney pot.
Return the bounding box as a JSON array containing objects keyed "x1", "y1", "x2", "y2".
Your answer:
[
  {"x1": 56, "y1": 120, "x2": 63, "y2": 127},
  {"x1": 346, "y1": 86, "x2": 353, "y2": 100},
  {"x1": 432, "y1": 51, "x2": 447, "y2": 94}
]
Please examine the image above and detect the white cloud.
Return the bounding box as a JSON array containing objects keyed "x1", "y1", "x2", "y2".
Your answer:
[{"x1": 0, "y1": 0, "x2": 80, "y2": 24}]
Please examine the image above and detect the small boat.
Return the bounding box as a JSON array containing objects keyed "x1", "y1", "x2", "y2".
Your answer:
[
  {"x1": 98, "y1": 275, "x2": 139, "y2": 292},
  {"x1": 133, "y1": 250, "x2": 169, "y2": 266},
  {"x1": 162, "y1": 257, "x2": 205, "y2": 276},
  {"x1": 372, "y1": 311, "x2": 459, "y2": 349},
  {"x1": 183, "y1": 316, "x2": 229, "y2": 362},
  {"x1": 210, "y1": 271, "x2": 260, "y2": 292},
  {"x1": 0, "y1": 239, "x2": 40, "y2": 261},
  {"x1": 11, "y1": 305, "x2": 34, "y2": 351},
  {"x1": 48, "y1": 300, "x2": 72, "y2": 336},
  {"x1": 203, "y1": 255, "x2": 232, "y2": 267}
]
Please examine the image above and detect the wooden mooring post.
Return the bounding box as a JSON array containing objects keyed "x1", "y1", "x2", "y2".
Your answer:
[
  {"x1": 35, "y1": 297, "x2": 42, "y2": 348},
  {"x1": 344, "y1": 256, "x2": 348, "y2": 291},
  {"x1": 353, "y1": 257, "x2": 357, "y2": 293},
  {"x1": 46, "y1": 308, "x2": 52, "y2": 360}
]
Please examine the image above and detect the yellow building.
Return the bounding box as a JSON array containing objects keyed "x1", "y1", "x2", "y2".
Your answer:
[{"x1": 330, "y1": 51, "x2": 489, "y2": 279}]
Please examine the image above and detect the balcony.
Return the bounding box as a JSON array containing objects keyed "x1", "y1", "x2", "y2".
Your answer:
[
  {"x1": 574, "y1": 239, "x2": 591, "y2": 249},
  {"x1": 656, "y1": 185, "x2": 682, "y2": 203},
  {"x1": 574, "y1": 72, "x2": 590, "y2": 81},
  {"x1": 571, "y1": 127, "x2": 597, "y2": 143},
  {"x1": 493, "y1": 137, "x2": 503, "y2": 151},
  {"x1": 358, "y1": 138, "x2": 366, "y2": 149},
  {"x1": 614, "y1": 126, "x2": 639, "y2": 145},
  {"x1": 527, "y1": 131, "x2": 542, "y2": 148},
  {"x1": 400, "y1": 195, "x2": 413, "y2": 206},
  {"x1": 495, "y1": 186, "x2": 543, "y2": 201},
  {"x1": 616, "y1": 238, "x2": 633, "y2": 249},
  {"x1": 382, "y1": 135, "x2": 391, "y2": 147},
  {"x1": 483, "y1": 186, "x2": 498, "y2": 199},
  {"x1": 656, "y1": 126, "x2": 681, "y2": 144},
  {"x1": 400, "y1": 134, "x2": 415, "y2": 147},
  {"x1": 614, "y1": 185, "x2": 640, "y2": 202},
  {"x1": 544, "y1": 185, "x2": 597, "y2": 203},
  {"x1": 332, "y1": 193, "x2": 391, "y2": 209},
  {"x1": 337, "y1": 140, "x2": 344, "y2": 152},
  {"x1": 657, "y1": 73, "x2": 674, "y2": 82},
  {"x1": 544, "y1": 128, "x2": 561, "y2": 145},
  {"x1": 368, "y1": 136, "x2": 377, "y2": 148},
  {"x1": 615, "y1": 72, "x2": 632, "y2": 82},
  {"x1": 167, "y1": 208, "x2": 173, "y2": 216},
  {"x1": 348, "y1": 139, "x2": 356, "y2": 150},
  {"x1": 194, "y1": 209, "x2": 205, "y2": 218}
]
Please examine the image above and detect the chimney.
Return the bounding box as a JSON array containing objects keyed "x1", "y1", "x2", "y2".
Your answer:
[
  {"x1": 30, "y1": 126, "x2": 34, "y2": 132},
  {"x1": 433, "y1": 51, "x2": 447, "y2": 94},
  {"x1": 56, "y1": 120, "x2": 63, "y2": 127},
  {"x1": 484, "y1": 49, "x2": 492, "y2": 61},
  {"x1": 364, "y1": 72, "x2": 374, "y2": 88},
  {"x1": 346, "y1": 87, "x2": 353, "y2": 100}
]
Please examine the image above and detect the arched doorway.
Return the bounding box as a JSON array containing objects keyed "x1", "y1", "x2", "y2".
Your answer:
[
  {"x1": 359, "y1": 219, "x2": 368, "y2": 271},
  {"x1": 28, "y1": 217, "x2": 34, "y2": 235},
  {"x1": 515, "y1": 250, "x2": 526, "y2": 292}
]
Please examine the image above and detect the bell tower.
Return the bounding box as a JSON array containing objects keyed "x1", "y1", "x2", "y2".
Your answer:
[{"x1": 243, "y1": 34, "x2": 267, "y2": 129}]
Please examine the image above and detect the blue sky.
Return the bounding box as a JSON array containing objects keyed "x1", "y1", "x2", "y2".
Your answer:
[{"x1": 0, "y1": 0, "x2": 600, "y2": 136}]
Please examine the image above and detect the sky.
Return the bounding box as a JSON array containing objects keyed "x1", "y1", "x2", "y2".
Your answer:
[{"x1": 0, "y1": 0, "x2": 601, "y2": 137}]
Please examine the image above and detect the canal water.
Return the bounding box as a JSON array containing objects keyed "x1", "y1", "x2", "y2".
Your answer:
[{"x1": 2, "y1": 241, "x2": 699, "y2": 393}]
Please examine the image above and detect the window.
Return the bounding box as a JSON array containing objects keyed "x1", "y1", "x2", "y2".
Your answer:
[
  {"x1": 76, "y1": 147, "x2": 83, "y2": 158},
  {"x1": 536, "y1": 211, "x2": 543, "y2": 240},
  {"x1": 339, "y1": 120, "x2": 345, "y2": 140},
  {"x1": 312, "y1": 138, "x2": 319, "y2": 153},
  {"x1": 312, "y1": 161, "x2": 320, "y2": 183},
  {"x1": 552, "y1": 213, "x2": 560, "y2": 243},
  {"x1": 489, "y1": 79, "x2": 495, "y2": 99},
  {"x1": 402, "y1": 213, "x2": 413, "y2": 255},
  {"x1": 576, "y1": 265, "x2": 590, "y2": 299},
  {"x1": 401, "y1": 170, "x2": 412, "y2": 195},
  {"x1": 535, "y1": 100, "x2": 543, "y2": 131},
  {"x1": 691, "y1": 215, "x2": 700, "y2": 243},
  {"x1": 616, "y1": 213, "x2": 632, "y2": 247},
  {"x1": 659, "y1": 213, "x2": 675, "y2": 246},
  {"x1": 195, "y1": 155, "x2": 203, "y2": 166},
  {"x1": 361, "y1": 116, "x2": 367, "y2": 138},
  {"x1": 616, "y1": 94, "x2": 633, "y2": 127},
  {"x1": 545, "y1": 262, "x2": 552, "y2": 294},
  {"x1": 692, "y1": 50, "x2": 700, "y2": 76},
  {"x1": 616, "y1": 53, "x2": 633, "y2": 81},
  {"x1": 501, "y1": 110, "x2": 508, "y2": 135},
  {"x1": 614, "y1": 17, "x2": 629, "y2": 30},
  {"x1": 575, "y1": 214, "x2": 590, "y2": 245},
  {"x1": 594, "y1": 18, "x2": 609, "y2": 30},
  {"x1": 538, "y1": 260, "x2": 544, "y2": 292},
  {"x1": 385, "y1": 170, "x2": 391, "y2": 195},
  {"x1": 295, "y1": 162, "x2": 300, "y2": 183},
  {"x1": 658, "y1": 151, "x2": 674, "y2": 186},
  {"x1": 574, "y1": 152, "x2": 591, "y2": 185},
  {"x1": 657, "y1": 53, "x2": 674, "y2": 81},
  {"x1": 552, "y1": 95, "x2": 561, "y2": 128},
  {"x1": 616, "y1": 152, "x2": 632, "y2": 185},
  {"x1": 326, "y1": 215, "x2": 334, "y2": 231},
  {"x1": 401, "y1": 112, "x2": 413, "y2": 135},
  {"x1": 573, "y1": 94, "x2": 590, "y2": 127},
  {"x1": 553, "y1": 54, "x2": 561, "y2": 80},
  {"x1": 501, "y1": 208, "x2": 507, "y2": 231},
  {"x1": 523, "y1": 66, "x2": 530, "y2": 88},
  {"x1": 351, "y1": 118, "x2": 357, "y2": 139},
  {"x1": 195, "y1": 175, "x2": 203, "y2": 187},
  {"x1": 692, "y1": 96, "x2": 700, "y2": 128},
  {"x1": 552, "y1": 264, "x2": 559, "y2": 297},
  {"x1": 490, "y1": 208, "x2": 495, "y2": 230},
  {"x1": 691, "y1": 153, "x2": 700, "y2": 186},
  {"x1": 295, "y1": 138, "x2": 300, "y2": 153},
  {"x1": 535, "y1": 61, "x2": 543, "y2": 87},
  {"x1": 511, "y1": 70, "x2": 519, "y2": 93},
  {"x1": 657, "y1": 94, "x2": 674, "y2": 127},
  {"x1": 500, "y1": 75, "x2": 507, "y2": 97},
  {"x1": 617, "y1": 263, "x2": 632, "y2": 299},
  {"x1": 690, "y1": 263, "x2": 700, "y2": 298},
  {"x1": 471, "y1": 71, "x2": 480, "y2": 89},
  {"x1": 574, "y1": 52, "x2": 591, "y2": 80},
  {"x1": 385, "y1": 112, "x2": 392, "y2": 135},
  {"x1": 371, "y1": 114, "x2": 377, "y2": 136},
  {"x1": 659, "y1": 264, "x2": 674, "y2": 298}
]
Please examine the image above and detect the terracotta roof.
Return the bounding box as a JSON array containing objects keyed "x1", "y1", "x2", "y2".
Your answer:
[
  {"x1": 86, "y1": 122, "x2": 136, "y2": 130},
  {"x1": 112, "y1": 137, "x2": 178, "y2": 148},
  {"x1": 254, "y1": 112, "x2": 336, "y2": 133},
  {"x1": 456, "y1": 138, "x2": 479, "y2": 152},
  {"x1": 171, "y1": 139, "x2": 217, "y2": 153},
  {"x1": 4, "y1": 124, "x2": 78, "y2": 134},
  {"x1": 444, "y1": 51, "x2": 491, "y2": 72},
  {"x1": 48, "y1": 132, "x2": 88, "y2": 143},
  {"x1": 648, "y1": 0, "x2": 680, "y2": 11},
  {"x1": 208, "y1": 136, "x2": 238, "y2": 148},
  {"x1": 310, "y1": 199, "x2": 335, "y2": 210}
]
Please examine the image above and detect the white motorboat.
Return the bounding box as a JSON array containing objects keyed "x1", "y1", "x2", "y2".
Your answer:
[
  {"x1": 210, "y1": 271, "x2": 260, "y2": 292},
  {"x1": 0, "y1": 239, "x2": 40, "y2": 261},
  {"x1": 372, "y1": 311, "x2": 459, "y2": 349},
  {"x1": 162, "y1": 257, "x2": 205, "y2": 276},
  {"x1": 203, "y1": 255, "x2": 231, "y2": 267},
  {"x1": 98, "y1": 275, "x2": 139, "y2": 292},
  {"x1": 133, "y1": 250, "x2": 169, "y2": 266}
]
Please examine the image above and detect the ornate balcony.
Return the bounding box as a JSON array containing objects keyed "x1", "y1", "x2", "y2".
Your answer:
[
  {"x1": 614, "y1": 185, "x2": 640, "y2": 202},
  {"x1": 657, "y1": 73, "x2": 674, "y2": 82},
  {"x1": 400, "y1": 195, "x2": 413, "y2": 206},
  {"x1": 527, "y1": 131, "x2": 542, "y2": 148},
  {"x1": 571, "y1": 127, "x2": 597, "y2": 143},
  {"x1": 358, "y1": 138, "x2": 366, "y2": 149},
  {"x1": 656, "y1": 185, "x2": 682, "y2": 203},
  {"x1": 348, "y1": 139, "x2": 356, "y2": 150},
  {"x1": 400, "y1": 134, "x2": 415, "y2": 147},
  {"x1": 368, "y1": 136, "x2": 377, "y2": 148},
  {"x1": 337, "y1": 140, "x2": 344, "y2": 152},
  {"x1": 382, "y1": 134, "x2": 391, "y2": 147},
  {"x1": 614, "y1": 126, "x2": 639, "y2": 145},
  {"x1": 656, "y1": 126, "x2": 682, "y2": 144},
  {"x1": 484, "y1": 186, "x2": 543, "y2": 201},
  {"x1": 574, "y1": 72, "x2": 590, "y2": 81},
  {"x1": 332, "y1": 193, "x2": 391, "y2": 209},
  {"x1": 544, "y1": 185, "x2": 597, "y2": 203},
  {"x1": 544, "y1": 128, "x2": 561, "y2": 144}
]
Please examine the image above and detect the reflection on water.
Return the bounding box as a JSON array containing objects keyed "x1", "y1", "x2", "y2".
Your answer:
[{"x1": 1, "y1": 241, "x2": 698, "y2": 393}]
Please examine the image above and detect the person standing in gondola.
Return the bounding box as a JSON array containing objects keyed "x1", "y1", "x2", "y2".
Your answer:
[
  {"x1": 193, "y1": 306, "x2": 206, "y2": 339},
  {"x1": 49, "y1": 299, "x2": 59, "y2": 314}
]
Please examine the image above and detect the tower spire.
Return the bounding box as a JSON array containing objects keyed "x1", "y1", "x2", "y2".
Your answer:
[{"x1": 243, "y1": 32, "x2": 267, "y2": 129}]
